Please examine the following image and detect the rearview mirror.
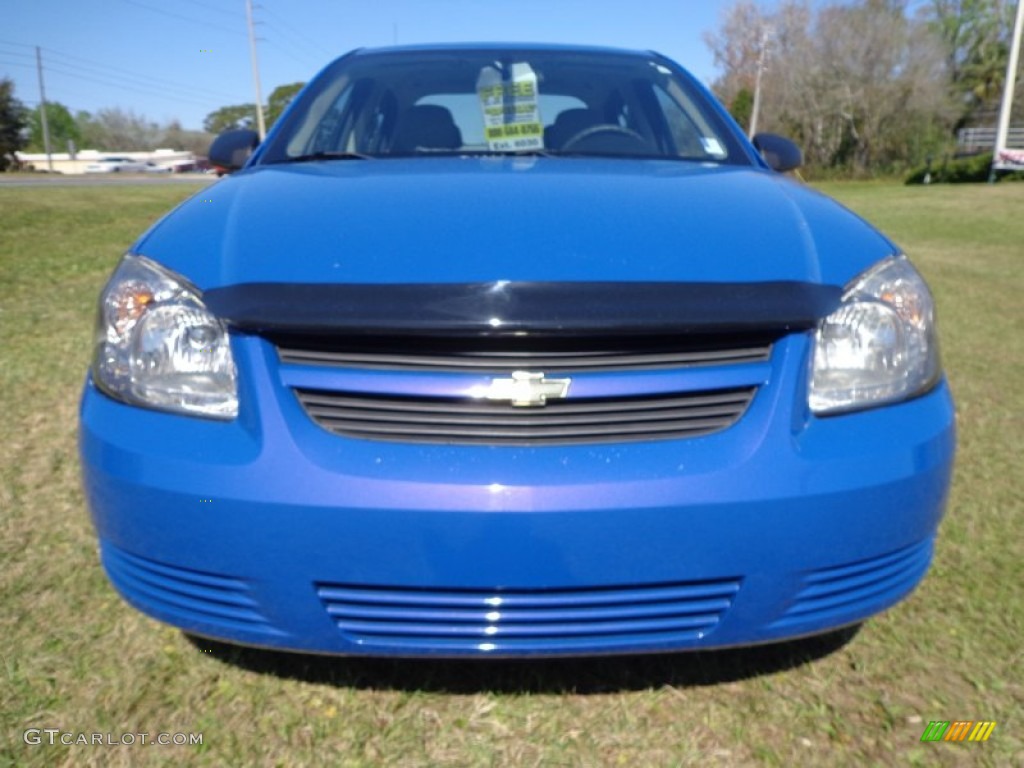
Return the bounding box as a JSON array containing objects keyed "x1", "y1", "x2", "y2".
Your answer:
[
  {"x1": 209, "y1": 129, "x2": 259, "y2": 172},
  {"x1": 752, "y1": 133, "x2": 802, "y2": 173}
]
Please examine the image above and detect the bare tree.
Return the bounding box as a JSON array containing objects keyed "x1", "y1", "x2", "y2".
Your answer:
[
  {"x1": 77, "y1": 108, "x2": 162, "y2": 151},
  {"x1": 704, "y1": 2, "x2": 766, "y2": 102},
  {"x1": 707, "y1": 0, "x2": 955, "y2": 173}
]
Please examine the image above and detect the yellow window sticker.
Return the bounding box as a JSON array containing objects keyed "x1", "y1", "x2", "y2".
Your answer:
[{"x1": 476, "y1": 63, "x2": 544, "y2": 151}]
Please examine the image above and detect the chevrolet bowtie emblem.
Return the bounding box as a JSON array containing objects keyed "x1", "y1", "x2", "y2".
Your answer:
[{"x1": 484, "y1": 371, "x2": 571, "y2": 407}]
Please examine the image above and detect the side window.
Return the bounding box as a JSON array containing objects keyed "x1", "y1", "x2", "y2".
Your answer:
[
  {"x1": 653, "y1": 85, "x2": 704, "y2": 157},
  {"x1": 311, "y1": 88, "x2": 354, "y2": 153},
  {"x1": 653, "y1": 83, "x2": 729, "y2": 160},
  {"x1": 286, "y1": 75, "x2": 353, "y2": 156},
  {"x1": 359, "y1": 90, "x2": 397, "y2": 153}
]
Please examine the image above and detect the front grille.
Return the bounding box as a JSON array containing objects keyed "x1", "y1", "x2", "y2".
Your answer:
[
  {"x1": 316, "y1": 578, "x2": 741, "y2": 653},
  {"x1": 272, "y1": 333, "x2": 775, "y2": 373},
  {"x1": 295, "y1": 386, "x2": 756, "y2": 445}
]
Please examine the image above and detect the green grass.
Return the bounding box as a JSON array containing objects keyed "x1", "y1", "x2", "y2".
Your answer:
[{"x1": 2, "y1": 181, "x2": 1022, "y2": 767}]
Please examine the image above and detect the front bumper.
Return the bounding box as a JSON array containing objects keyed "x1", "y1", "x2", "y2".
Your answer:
[{"x1": 80, "y1": 334, "x2": 955, "y2": 657}]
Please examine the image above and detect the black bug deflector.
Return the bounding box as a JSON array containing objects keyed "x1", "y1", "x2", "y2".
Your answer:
[{"x1": 204, "y1": 281, "x2": 843, "y2": 337}]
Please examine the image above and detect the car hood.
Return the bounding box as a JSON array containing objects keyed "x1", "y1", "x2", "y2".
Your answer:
[{"x1": 137, "y1": 157, "x2": 896, "y2": 290}]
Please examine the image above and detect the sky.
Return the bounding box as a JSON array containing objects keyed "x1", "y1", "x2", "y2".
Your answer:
[{"x1": 1, "y1": 0, "x2": 787, "y2": 133}]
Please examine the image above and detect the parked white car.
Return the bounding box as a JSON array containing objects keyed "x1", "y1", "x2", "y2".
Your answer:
[{"x1": 84, "y1": 157, "x2": 152, "y2": 173}]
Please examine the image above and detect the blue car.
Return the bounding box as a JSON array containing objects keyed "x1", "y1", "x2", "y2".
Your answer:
[{"x1": 80, "y1": 43, "x2": 955, "y2": 657}]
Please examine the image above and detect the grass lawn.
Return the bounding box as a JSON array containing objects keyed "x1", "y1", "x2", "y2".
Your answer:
[{"x1": 1, "y1": 180, "x2": 1021, "y2": 767}]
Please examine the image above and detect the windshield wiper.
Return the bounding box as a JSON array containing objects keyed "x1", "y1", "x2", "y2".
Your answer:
[
  {"x1": 508, "y1": 148, "x2": 557, "y2": 157},
  {"x1": 285, "y1": 151, "x2": 373, "y2": 162},
  {"x1": 461, "y1": 148, "x2": 559, "y2": 158}
]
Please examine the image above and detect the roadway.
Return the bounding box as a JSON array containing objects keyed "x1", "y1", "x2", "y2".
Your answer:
[{"x1": 0, "y1": 173, "x2": 217, "y2": 187}]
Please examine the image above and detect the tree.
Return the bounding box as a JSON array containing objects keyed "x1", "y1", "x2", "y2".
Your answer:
[
  {"x1": 704, "y1": 1, "x2": 771, "y2": 112},
  {"x1": 0, "y1": 78, "x2": 29, "y2": 170},
  {"x1": 204, "y1": 82, "x2": 306, "y2": 136},
  {"x1": 266, "y1": 82, "x2": 305, "y2": 127},
  {"x1": 74, "y1": 110, "x2": 104, "y2": 149},
  {"x1": 73, "y1": 107, "x2": 161, "y2": 150},
  {"x1": 159, "y1": 119, "x2": 215, "y2": 157},
  {"x1": 26, "y1": 101, "x2": 80, "y2": 153},
  {"x1": 728, "y1": 88, "x2": 754, "y2": 129},
  {"x1": 204, "y1": 104, "x2": 258, "y2": 134},
  {"x1": 928, "y1": 0, "x2": 1016, "y2": 125},
  {"x1": 706, "y1": 0, "x2": 954, "y2": 174},
  {"x1": 812, "y1": 0, "x2": 952, "y2": 171}
]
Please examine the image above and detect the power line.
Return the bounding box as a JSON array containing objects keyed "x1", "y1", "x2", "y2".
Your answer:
[
  {"x1": 35, "y1": 62, "x2": 218, "y2": 108},
  {"x1": 261, "y1": 13, "x2": 325, "y2": 67},
  {"x1": 3, "y1": 58, "x2": 216, "y2": 112},
  {"x1": 263, "y1": 7, "x2": 335, "y2": 61},
  {"x1": 42, "y1": 48, "x2": 238, "y2": 102},
  {"x1": 117, "y1": 0, "x2": 245, "y2": 37},
  {"x1": 0, "y1": 47, "x2": 35, "y2": 60},
  {"x1": 2, "y1": 41, "x2": 237, "y2": 103},
  {"x1": 175, "y1": 0, "x2": 243, "y2": 20},
  {"x1": 264, "y1": 38, "x2": 322, "y2": 71},
  {"x1": 261, "y1": 22, "x2": 326, "y2": 71}
]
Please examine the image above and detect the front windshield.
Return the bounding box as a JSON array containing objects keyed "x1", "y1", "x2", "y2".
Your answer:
[{"x1": 260, "y1": 48, "x2": 750, "y2": 164}]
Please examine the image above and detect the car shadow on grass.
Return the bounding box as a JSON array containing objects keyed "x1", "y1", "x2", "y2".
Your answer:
[{"x1": 184, "y1": 624, "x2": 860, "y2": 693}]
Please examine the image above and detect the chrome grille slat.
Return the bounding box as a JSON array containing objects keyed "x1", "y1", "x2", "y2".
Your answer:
[
  {"x1": 306, "y1": 406, "x2": 742, "y2": 429},
  {"x1": 316, "y1": 578, "x2": 742, "y2": 650},
  {"x1": 295, "y1": 387, "x2": 755, "y2": 445},
  {"x1": 318, "y1": 417, "x2": 734, "y2": 439},
  {"x1": 318, "y1": 580, "x2": 739, "y2": 607},
  {"x1": 323, "y1": 598, "x2": 733, "y2": 623},
  {"x1": 280, "y1": 345, "x2": 772, "y2": 371},
  {"x1": 271, "y1": 332, "x2": 776, "y2": 373},
  {"x1": 333, "y1": 614, "x2": 721, "y2": 638},
  {"x1": 299, "y1": 393, "x2": 749, "y2": 417}
]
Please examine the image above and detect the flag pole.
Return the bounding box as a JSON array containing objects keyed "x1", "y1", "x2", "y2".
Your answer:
[{"x1": 990, "y1": 0, "x2": 1024, "y2": 181}]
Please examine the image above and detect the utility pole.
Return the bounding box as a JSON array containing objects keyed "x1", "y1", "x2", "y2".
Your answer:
[
  {"x1": 990, "y1": 0, "x2": 1024, "y2": 182},
  {"x1": 35, "y1": 46, "x2": 53, "y2": 172},
  {"x1": 245, "y1": 0, "x2": 267, "y2": 139},
  {"x1": 748, "y1": 26, "x2": 772, "y2": 138}
]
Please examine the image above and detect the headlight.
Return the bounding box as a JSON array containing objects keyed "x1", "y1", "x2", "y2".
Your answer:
[
  {"x1": 809, "y1": 255, "x2": 940, "y2": 415},
  {"x1": 92, "y1": 254, "x2": 238, "y2": 419}
]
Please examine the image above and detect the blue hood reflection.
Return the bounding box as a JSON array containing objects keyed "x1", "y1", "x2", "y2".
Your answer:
[{"x1": 136, "y1": 156, "x2": 896, "y2": 290}]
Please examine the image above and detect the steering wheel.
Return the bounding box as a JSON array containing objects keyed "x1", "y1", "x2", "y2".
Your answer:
[{"x1": 561, "y1": 124, "x2": 647, "y2": 150}]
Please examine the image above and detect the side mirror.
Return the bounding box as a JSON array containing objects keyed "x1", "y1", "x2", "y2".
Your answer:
[
  {"x1": 209, "y1": 129, "x2": 259, "y2": 172},
  {"x1": 752, "y1": 133, "x2": 802, "y2": 172}
]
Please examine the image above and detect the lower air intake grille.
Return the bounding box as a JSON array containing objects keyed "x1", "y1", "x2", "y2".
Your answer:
[
  {"x1": 316, "y1": 579, "x2": 741, "y2": 653},
  {"x1": 295, "y1": 387, "x2": 756, "y2": 445},
  {"x1": 101, "y1": 542, "x2": 276, "y2": 633},
  {"x1": 770, "y1": 539, "x2": 934, "y2": 629}
]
